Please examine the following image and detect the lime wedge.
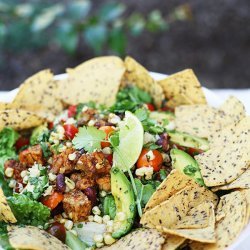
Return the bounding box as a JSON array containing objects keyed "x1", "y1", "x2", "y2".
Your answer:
[{"x1": 113, "y1": 111, "x2": 144, "y2": 171}]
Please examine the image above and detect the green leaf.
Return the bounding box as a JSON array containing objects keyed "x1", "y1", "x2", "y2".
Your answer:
[
  {"x1": 103, "y1": 194, "x2": 116, "y2": 219},
  {"x1": 109, "y1": 132, "x2": 120, "y2": 149},
  {"x1": 84, "y1": 23, "x2": 107, "y2": 54},
  {"x1": 183, "y1": 164, "x2": 198, "y2": 177},
  {"x1": 0, "y1": 222, "x2": 13, "y2": 250},
  {"x1": 0, "y1": 171, "x2": 13, "y2": 197},
  {"x1": 31, "y1": 4, "x2": 65, "y2": 32},
  {"x1": 108, "y1": 26, "x2": 126, "y2": 56},
  {"x1": 55, "y1": 21, "x2": 78, "y2": 54},
  {"x1": 67, "y1": 0, "x2": 91, "y2": 20},
  {"x1": 7, "y1": 194, "x2": 50, "y2": 227},
  {"x1": 72, "y1": 126, "x2": 106, "y2": 152},
  {"x1": 127, "y1": 13, "x2": 145, "y2": 36},
  {"x1": 0, "y1": 128, "x2": 19, "y2": 174},
  {"x1": 146, "y1": 10, "x2": 168, "y2": 32},
  {"x1": 134, "y1": 178, "x2": 157, "y2": 208},
  {"x1": 135, "y1": 108, "x2": 149, "y2": 122},
  {"x1": 99, "y1": 2, "x2": 126, "y2": 22}
]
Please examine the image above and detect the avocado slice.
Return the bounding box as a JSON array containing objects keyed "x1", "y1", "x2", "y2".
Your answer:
[
  {"x1": 170, "y1": 149, "x2": 205, "y2": 186},
  {"x1": 30, "y1": 125, "x2": 49, "y2": 145},
  {"x1": 168, "y1": 131, "x2": 209, "y2": 151},
  {"x1": 111, "y1": 168, "x2": 136, "y2": 239}
]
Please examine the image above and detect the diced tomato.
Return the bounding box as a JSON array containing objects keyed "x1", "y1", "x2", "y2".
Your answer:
[
  {"x1": 48, "y1": 122, "x2": 54, "y2": 130},
  {"x1": 136, "y1": 148, "x2": 163, "y2": 172},
  {"x1": 15, "y1": 137, "x2": 29, "y2": 151},
  {"x1": 146, "y1": 103, "x2": 155, "y2": 111},
  {"x1": 41, "y1": 192, "x2": 64, "y2": 210},
  {"x1": 105, "y1": 154, "x2": 113, "y2": 165},
  {"x1": 173, "y1": 144, "x2": 204, "y2": 157},
  {"x1": 68, "y1": 105, "x2": 77, "y2": 118},
  {"x1": 187, "y1": 147, "x2": 204, "y2": 156},
  {"x1": 99, "y1": 126, "x2": 115, "y2": 148},
  {"x1": 63, "y1": 124, "x2": 78, "y2": 140}
]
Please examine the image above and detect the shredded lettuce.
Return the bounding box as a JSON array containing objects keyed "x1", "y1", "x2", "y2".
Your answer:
[
  {"x1": 0, "y1": 128, "x2": 19, "y2": 174},
  {"x1": 7, "y1": 194, "x2": 50, "y2": 228}
]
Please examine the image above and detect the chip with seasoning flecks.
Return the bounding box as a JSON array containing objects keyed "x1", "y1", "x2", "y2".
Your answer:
[
  {"x1": 144, "y1": 169, "x2": 196, "y2": 212},
  {"x1": 0, "y1": 188, "x2": 16, "y2": 223},
  {"x1": 162, "y1": 203, "x2": 216, "y2": 243},
  {"x1": 195, "y1": 122, "x2": 250, "y2": 187},
  {"x1": 241, "y1": 189, "x2": 250, "y2": 225},
  {"x1": 211, "y1": 168, "x2": 250, "y2": 192},
  {"x1": 0, "y1": 109, "x2": 44, "y2": 131},
  {"x1": 12, "y1": 69, "x2": 63, "y2": 120},
  {"x1": 162, "y1": 234, "x2": 186, "y2": 250},
  {"x1": 175, "y1": 97, "x2": 245, "y2": 139},
  {"x1": 175, "y1": 202, "x2": 211, "y2": 229},
  {"x1": 122, "y1": 56, "x2": 164, "y2": 108},
  {"x1": 8, "y1": 225, "x2": 69, "y2": 250},
  {"x1": 141, "y1": 184, "x2": 218, "y2": 230},
  {"x1": 189, "y1": 191, "x2": 248, "y2": 250},
  {"x1": 158, "y1": 69, "x2": 207, "y2": 108},
  {"x1": 100, "y1": 228, "x2": 165, "y2": 250},
  {"x1": 55, "y1": 56, "x2": 125, "y2": 107},
  {"x1": 209, "y1": 116, "x2": 249, "y2": 148}
]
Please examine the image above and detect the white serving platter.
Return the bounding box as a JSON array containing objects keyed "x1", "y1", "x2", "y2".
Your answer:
[{"x1": 0, "y1": 71, "x2": 249, "y2": 250}]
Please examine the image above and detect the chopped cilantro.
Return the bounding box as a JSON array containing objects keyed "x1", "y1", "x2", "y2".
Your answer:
[
  {"x1": 183, "y1": 164, "x2": 197, "y2": 176},
  {"x1": 72, "y1": 126, "x2": 106, "y2": 152}
]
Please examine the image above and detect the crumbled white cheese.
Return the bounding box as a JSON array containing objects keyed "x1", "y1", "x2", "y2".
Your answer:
[
  {"x1": 82, "y1": 105, "x2": 89, "y2": 112},
  {"x1": 135, "y1": 166, "x2": 154, "y2": 180},
  {"x1": 165, "y1": 121, "x2": 175, "y2": 131},
  {"x1": 146, "y1": 150, "x2": 155, "y2": 161},
  {"x1": 29, "y1": 163, "x2": 41, "y2": 177},
  {"x1": 43, "y1": 186, "x2": 53, "y2": 196},
  {"x1": 65, "y1": 118, "x2": 76, "y2": 125},
  {"x1": 108, "y1": 113, "x2": 121, "y2": 124},
  {"x1": 143, "y1": 132, "x2": 156, "y2": 145}
]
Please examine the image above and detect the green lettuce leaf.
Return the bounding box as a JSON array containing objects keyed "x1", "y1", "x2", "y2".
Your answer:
[
  {"x1": 0, "y1": 222, "x2": 14, "y2": 250},
  {"x1": 7, "y1": 194, "x2": 50, "y2": 228},
  {"x1": 0, "y1": 128, "x2": 19, "y2": 174}
]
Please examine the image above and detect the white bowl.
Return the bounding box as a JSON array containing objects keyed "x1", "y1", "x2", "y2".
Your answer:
[{"x1": 0, "y1": 72, "x2": 249, "y2": 250}]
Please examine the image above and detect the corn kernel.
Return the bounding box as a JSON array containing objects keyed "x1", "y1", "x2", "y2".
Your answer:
[
  {"x1": 93, "y1": 234, "x2": 103, "y2": 243},
  {"x1": 68, "y1": 153, "x2": 76, "y2": 161},
  {"x1": 104, "y1": 234, "x2": 116, "y2": 245},
  {"x1": 20, "y1": 170, "x2": 28, "y2": 178},
  {"x1": 92, "y1": 206, "x2": 101, "y2": 215},
  {"x1": 96, "y1": 242, "x2": 104, "y2": 248},
  {"x1": 88, "y1": 215, "x2": 94, "y2": 222},
  {"x1": 106, "y1": 220, "x2": 113, "y2": 227},
  {"x1": 23, "y1": 175, "x2": 29, "y2": 184},
  {"x1": 9, "y1": 179, "x2": 16, "y2": 188},
  {"x1": 102, "y1": 147, "x2": 112, "y2": 155},
  {"x1": 48, "y1": 173, "x2": 57, "y2": 182},
  {"x1": 103, "y1": 215, "x2": 110, "y2": 223},
  {"x1": 93, "y1": 215, "x2": 102, "y2": 224},
  {"x1": 5, "y1": 167, "x2": 14, "y2": 178},
  {"x1": 99, "y1": 190, "x2": 107, "y2": 197},
  {"x1": 66, "y1": 141, "x2": 72, "y2": 148},
  {"x1": 65, "y1": 177, "x2": 75, "y2": 190}
]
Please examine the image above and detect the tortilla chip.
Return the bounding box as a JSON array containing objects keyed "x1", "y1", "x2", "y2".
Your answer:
[
  {"x1": 162, "y1": 235, "x2": 186, "y2": 250},
  {"x1": 241, "y1": 189, "x2": 250, "y2": 225},
  {"x1": 195, "y1": 129, "x2": 250, "y2": 187},
  {"x1": 175, "y1": 97, "x2": 246, "y2": 139},
  {"x1": 56, "y1": 56, "x2": 125, "y2": 107},
  {"x1": 8, "y1": 225, "x2": 69, "y2": 250},
  {"x1": 211, "y1": 168, "x2": 250, "y2": 192},
  {"x1": 141, "y1": 184, "x2": 218, "y2": 230},
  {"x1": 0, "y1": 109, "x2": 44, "y2": 131},
  {"x1": 100, "y1": 228, "x2": 165, "y2": 250},
  {"x1": 162, "y1": 203, "x2": 216, "y2": 243},
  {"x1": 219, "y1": 96, "x2": 245, "y2": 123},
  {"x1": 122, "y1": 56, "x2": 164, "y2": 108},
  {"x1": 12, "y1": 70, "x2": 63, "y2": 120},
  {"x1": 209, "y1": 116, "x2": 250, "y2": 148},
  {"x1": 175, "y1": 202, "x2": 210, "y2": 229},
  {"x1": 145, "y1": 169, "x2": 195, "y2": 212},
  {"x1": 190, "y1": 191, "x2": 248, "y2": 250},
  {"x1": 158, "y1": 69, "x2": 207, "y2": 108},
  {"x1": 0, "y1": 102, "x2": 13, "y2": 110},
  {"x1": 0, "y1": 188, "x2": 16, "y2": 223}
]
